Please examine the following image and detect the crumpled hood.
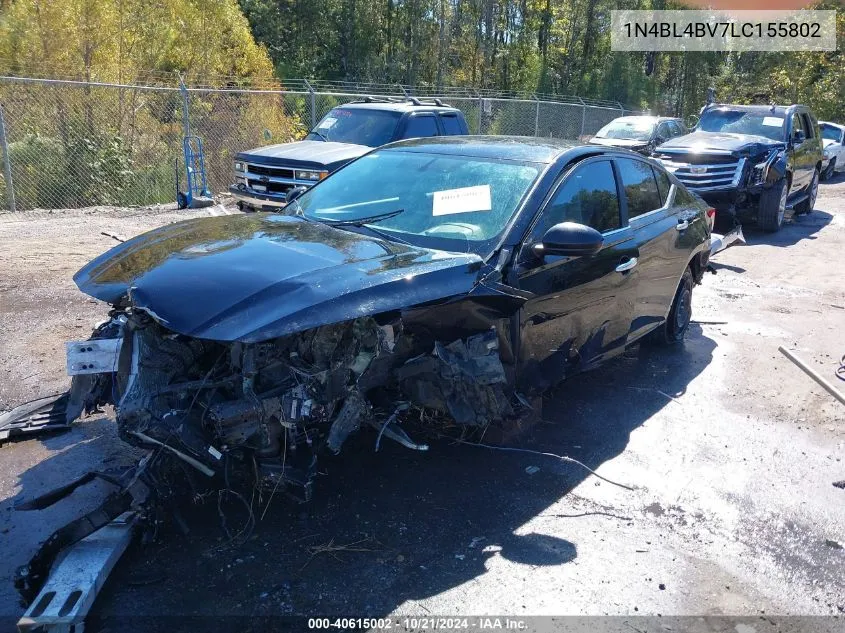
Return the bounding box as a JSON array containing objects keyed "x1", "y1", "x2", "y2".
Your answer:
[
  {"x1": 657, "y1": 131, "x2": 783, "y2": 156},
  {"x1": 589, "y1": 137, "x2": 649, "y2": 150},
  {"x1": 74, "y1": 214, "x2": 484, "y2": 342},
  {"x1": 236, "y1": 140, "x2": 369, "y2": 169}
]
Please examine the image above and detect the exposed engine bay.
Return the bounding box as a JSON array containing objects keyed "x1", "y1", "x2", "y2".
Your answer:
[
  {"x1": 81, "y1": 308, "x2": 512, "y2": 496},
  {"x1": 13, "y1": 307, "x2": 518, "y2": 601}
]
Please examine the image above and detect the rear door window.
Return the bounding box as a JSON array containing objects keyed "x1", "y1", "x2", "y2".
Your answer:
[
  {"x1": 535, "y1": 160, "x2": 621, "y2": 238},
  {"x1": 653, "y1": 165, "x2": 672, "y2": 204},
  {"x1": 801, "y1": 114, "x2": 814, "y2": 138},
  {"x1": 402, "y1": 114, "x2": 439, "y2": 139},
  {"x1": 440, "y1": 113, "x2": 464, "y2": 135},
  {"x1": 616, "y1": 158, "x2": 663, "y2": 218}
]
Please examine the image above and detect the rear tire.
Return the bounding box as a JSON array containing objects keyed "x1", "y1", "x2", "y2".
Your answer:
[
  {"x1": 757, "y1": 179, "x2": 787, "y2": 232},
  {"x1": 822, "y1": 159, "x2": 836, "y2": 181},
  {"x1": 795, "y1": 168, "x2": 819, "y2": 215},
  {"x1": 650, "y1": 268, "x2": 694, "y2": 346}
]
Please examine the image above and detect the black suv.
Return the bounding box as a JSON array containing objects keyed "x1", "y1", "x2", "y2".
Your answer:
[
  {"x1": 230, "y1": 97, "x2": 469, "y2": 211},
  {"x1": 653, "y1": 104, "x2": 823, "y2": 232}
]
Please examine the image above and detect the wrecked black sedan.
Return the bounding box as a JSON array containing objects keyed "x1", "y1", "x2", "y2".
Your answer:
[
  {"x1": 71, "y1": 136, "x2": 711, "y2": 491},
  {"x1": 16, "y1": 138, "x2": 711, "y2": 597}
]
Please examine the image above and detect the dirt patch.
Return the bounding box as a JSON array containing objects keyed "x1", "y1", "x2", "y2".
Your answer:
[{"x1": 0, "y1": 203, "x2": 236, "y2": 410}]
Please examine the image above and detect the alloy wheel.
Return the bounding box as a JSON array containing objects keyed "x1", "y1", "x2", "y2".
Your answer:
[
  {"x1": 777, "y1": 182, "x2": 787, "y2": 225},
  {"x1": 808, "y1": 171, "x2": 819, "y2": 210}
]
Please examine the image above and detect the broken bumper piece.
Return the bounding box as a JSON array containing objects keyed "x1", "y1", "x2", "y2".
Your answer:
[
  {"x1": 0, "y1": 394, "x2": 73, "y2": 443},
  {"x1": 709, "y1": 224, "x2": 745, "y2": 257}
]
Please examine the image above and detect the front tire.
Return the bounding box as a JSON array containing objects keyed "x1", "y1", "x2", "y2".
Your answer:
[
  {"x1": 757, "y1": 178, "x2": 787, "y2": 232},
  {"x1": 795, "y1": 168, "x2": 819, "y2": 215},
  {"x1": 651, "y1": 268, "x2": 694, "y2": 346},
  {"x1": 822, "y1": 159, "x2": 835, "y2": 181}
]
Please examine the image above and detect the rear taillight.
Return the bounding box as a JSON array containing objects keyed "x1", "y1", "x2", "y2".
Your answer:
[{"x1": 706, "y1": 207, "x2": 716, "y2": 228}]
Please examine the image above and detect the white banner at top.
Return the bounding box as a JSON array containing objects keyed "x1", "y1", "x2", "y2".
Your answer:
[{"x1": 611, "y1": 10, "x2": 837, "y2": 52}]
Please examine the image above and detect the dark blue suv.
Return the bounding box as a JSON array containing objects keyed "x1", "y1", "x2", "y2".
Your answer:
[{"x1": 230, "y1": 97, "x2": 469, "y2": 211}]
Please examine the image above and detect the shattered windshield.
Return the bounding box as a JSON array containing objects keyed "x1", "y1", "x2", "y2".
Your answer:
[
  {"x1": 305, "y1": 108, "x2": 401, "y2": 146},
  {"x1": 697, "y1": 109, "x2": 786, "y2": 142},
  {"x1": 595, "y1": 119, "x2": 655, "y2": 141},
  {"x1": 289, "y1": 150, "x2": 542, "y2": 253}
]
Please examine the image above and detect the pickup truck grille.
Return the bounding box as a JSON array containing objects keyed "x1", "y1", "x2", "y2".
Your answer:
[
  {"x1": 657, "y1": 157, "x2": 746, "y2": 192},
  {"x1": 246, "y1": 163, "x2": 295, "y2": 180}
]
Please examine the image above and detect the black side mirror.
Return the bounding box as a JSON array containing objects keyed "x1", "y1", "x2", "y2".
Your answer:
[
  {"x1": 793, "y1": 130, "x2": 806, "y2": 145},
  {"x1": 653, "y1": 135, "x2": 666, "y2": 146},
  {"x1": 285, "y1": 186, "x2": 308, "y2": 204},
  {"x1": 534, "y1": 222, "x2": 603, "y2": 258}
]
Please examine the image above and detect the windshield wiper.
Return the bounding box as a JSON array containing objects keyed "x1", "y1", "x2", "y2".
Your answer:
[
  {"x1": 319, "y1": 209, "x2": 413, "y2": 246},
  {"x1": 321, "y1": 208, "x2": 405, "y2": 227},
  {"x1": 310, "y1": 130, "x2": 329, "y2": 142}
]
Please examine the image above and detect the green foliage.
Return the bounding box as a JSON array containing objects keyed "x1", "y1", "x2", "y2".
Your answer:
[
  {"x1": 0, "y1": 0, "x2": 275, "y2": 83},
  {"x1": 237, "y1": 0, "x2": 844, "y2": 123},
  {"x1": 0, "y1": 0, "x2": 305, "y2": 209},
  {"x1": 8, "y1": 132, "x2": 133, "y2": 208},
  {"x1": 1, "y1": 0, "x2": 842, "y2": 211},
  {"x1": 66, "y1": 134, "x2": 134, "y2": 206},
  {"x1": 8, "y1": 135, "x2": 67, "y2": 209}
]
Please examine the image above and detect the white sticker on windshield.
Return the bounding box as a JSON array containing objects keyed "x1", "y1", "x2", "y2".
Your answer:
[
  {"x1": 432, "y1": 185, "x2": 492, "y2": 216},
  {"x1": 762, "y1": 116, "x2": 784, "y2": 127},
  {"x1": 318, "y1": 117, "x2": 337, "y2": 129}
]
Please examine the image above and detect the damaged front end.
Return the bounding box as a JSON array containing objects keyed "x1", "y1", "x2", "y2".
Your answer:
[
  {"x1": 16, "y1": 307, "x2": 519, "y2": 601},
  {"x1": 69, "y1": 308, "x2": 516, "y2": 489},
  {"x1": 13, "y1": 214, "x2": 534, "y2": 603}
]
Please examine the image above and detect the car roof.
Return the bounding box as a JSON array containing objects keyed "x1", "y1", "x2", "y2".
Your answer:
[
  {"x1": 609, "y1": 115, "x2": 660, "y2": 124},
  {"x1": 338, "y1": 101, "x2": 462, "y2": 114},
  {"x1": 705, "y1": 103, "x2": 806, "y2": 117},
  {"x1": 378, "y1": 135, "x2": 626, "y2": 163}
]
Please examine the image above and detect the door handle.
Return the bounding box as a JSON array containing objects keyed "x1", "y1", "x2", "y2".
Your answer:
[
  {"x1": 615, "y1": 257, "x2": 638, "y2": 273},
  {"x1": 676, "y1": 220, "x2": 689, "y2": 231}
]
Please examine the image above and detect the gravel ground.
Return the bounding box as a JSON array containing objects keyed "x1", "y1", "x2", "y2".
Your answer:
[{"x1": 0, "y1": 182, "x2": 843, "y2": 629}]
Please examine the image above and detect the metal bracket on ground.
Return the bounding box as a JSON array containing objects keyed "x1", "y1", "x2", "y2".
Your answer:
[{"x1": 17, "y1": 512, "x2": 138, "y2": 633}]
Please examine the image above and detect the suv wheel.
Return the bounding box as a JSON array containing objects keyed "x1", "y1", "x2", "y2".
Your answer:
[
  {"x1": 757, "y1": 178, "x2": 788, "y2": 232},
  {"x1": 822, "y1": 159, "x2": 836, "y2": 181},
  {"x1": 649, "y1": 268, "x2": 694, "y2": 346},
  {"x1": 795, "y1": 168, "x2": 819, "y2": 215}
]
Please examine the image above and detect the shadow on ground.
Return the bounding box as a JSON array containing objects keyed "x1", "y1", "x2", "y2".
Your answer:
[
  {"x1": 742, "y1": 209, "x2": 832, "y2": 248},
  {"x1": 2, "y1": 327, "x2": 716, "y2": 631}
]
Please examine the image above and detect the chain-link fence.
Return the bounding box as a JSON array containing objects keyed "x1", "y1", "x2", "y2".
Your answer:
[{"x1": 0, "y1": 76, "x2": 646, "y2": 211}]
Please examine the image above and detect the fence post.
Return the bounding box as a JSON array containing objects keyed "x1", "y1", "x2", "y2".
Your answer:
[
  {"x1": 578, "y1": 98, "x2": 586, "y2": 138},
  {"x1": 304, "y1": 79, "x2": 316, "y2": 129},
  {"x1": 616, "y1": 101, "x2": 625, "y2": 117},
  {"x1": 534, "y1": 96, "x2": 540, "y2": 137},
  {"x1": 0, "y1": 103, "x2": 15, "y2": 212},
  {"x1": 477, "y1": 93, "x2": 483, "y2": 134}
]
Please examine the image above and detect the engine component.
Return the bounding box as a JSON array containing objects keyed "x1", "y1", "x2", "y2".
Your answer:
[{"x1": 396, "y1": 329, "x2": 513, "y2": 426}]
